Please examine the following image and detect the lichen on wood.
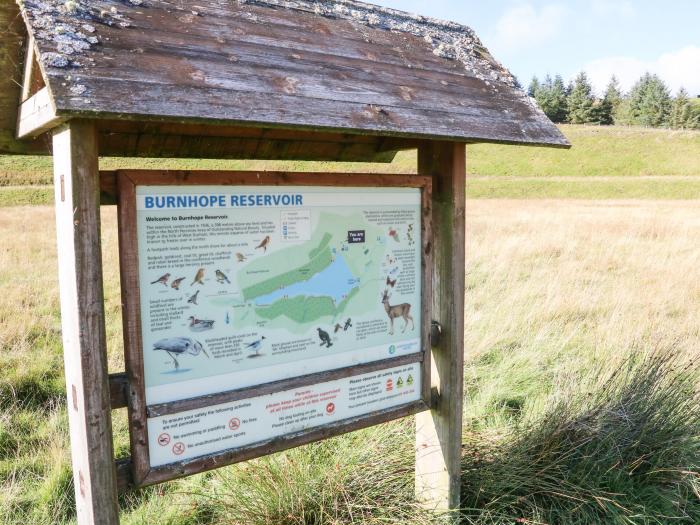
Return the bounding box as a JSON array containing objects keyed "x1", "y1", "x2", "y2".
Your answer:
[{"x1": 237, "y1": 0, "x2": 518, "y2": 89}]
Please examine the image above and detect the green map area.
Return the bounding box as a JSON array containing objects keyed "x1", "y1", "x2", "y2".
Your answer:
[
  {"x1": 235, "y1": 213, "x2": 382, "y2": 327},
  {"x1": 241, "y1": 233, "x2": 332, "y2": 301}
]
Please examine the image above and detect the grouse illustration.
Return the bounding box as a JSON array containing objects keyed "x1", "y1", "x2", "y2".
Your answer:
[
  {"x1": 317, "y1": 328, "x2": 333, "y2": 348},
  {"x1": 245, "y1": 336, "x2": 266, "y2": 357},
  {"x1": 171, "y1": 277, "x2": 185, "y2": 290},
  {"x1": 151, "y1": 273, "x2": 170, "y2": 286},
  {"x1": 386, "y1": 276, "x2": 397, "y2": 288},
  {"x1": 343, "y1": 318, "x2": 353, "y2": 331},
  {"x1": 191, "y1": 268, "x2": 205, "y2": 286},
  {"x1": 153, "y1": 337, "x2": 209, "y2": 370},
  {"x1": 187, "y1": 290, "x2": 200, "y2": 305},
  {"x1": 188, "y1": 316, "x2": 215, "y2": 332},
  {"x1": 255, "y1": 236, "x2": 271, "y2": 253},
  {"x1": 334, "y1": 323, "x2": 343, "y2": 333},
  {"x1": 216, "y1": 270, "x2": 231, "y2": 284},
  {"x1": 235, "y1": 252, "x2": 247, "y2": 262}
]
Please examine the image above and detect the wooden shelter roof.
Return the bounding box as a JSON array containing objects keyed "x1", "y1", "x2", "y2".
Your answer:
[{"x1": 1, "y1": 0, "x2": 569, "y2": 158}]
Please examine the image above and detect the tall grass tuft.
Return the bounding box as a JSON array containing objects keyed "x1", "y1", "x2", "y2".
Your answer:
[
  {"x1": 199, "y1": 419, "x2": 438, "y2": 525},
  {"x1": 460, "y1": 349, "x2": 700, "y2": 524}
]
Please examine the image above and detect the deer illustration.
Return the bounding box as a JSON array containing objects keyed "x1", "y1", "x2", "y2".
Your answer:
[{"x1": 381, "y1": 289, "x2": 414, "y2": 335}]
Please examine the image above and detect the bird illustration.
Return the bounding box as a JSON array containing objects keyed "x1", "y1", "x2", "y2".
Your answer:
[
  {"x1": 187, "y1": 290, "x2": 200, "y2": 305},
  {"x1": 343, "y1": 318, "x2": 353, "y2": 331},
  {"x1": 188, "y1": 316, "x2": 215, "y2": 332},
  {"x1": 317, "y1": 328, "x2": 333, "y2": 348},
  {"x1": 235, "y1": 252, "x2": 247, "y2": 262},
  {"x1": 334, "y1": 323, "x2": 343, "y2": 333},
  {"x1": 151, "y1": 273, "x2": 170, "y2": 286},
  {"x1": 388, "y1": 228, "x2": 400, "y2": 242},
  {"x1": 153, "y1": 337, "x2": 209, "y2": 370},
  {"x1": 245, "y1": 336, "x2": 266, "y2": 357},
  {"x1": 191, "y1": 268, "x2": 205, "y2": 286},
  {"x1": 386, "y1": 276, "x2": 397, "y2": 288},
  {"x1": 215, "y1": 270, "x2": 231, "y2": 284},
  {"x1": 255, "y1": 236, "x2": 271, "y2": 253},
  {"x1": 171, "y1": 277, "x2": 185, "y2": 290}
]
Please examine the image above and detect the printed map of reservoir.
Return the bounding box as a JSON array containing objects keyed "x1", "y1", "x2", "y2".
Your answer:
[{"x1": 136, "y1": 186, "x2": 422, "y2": 405}]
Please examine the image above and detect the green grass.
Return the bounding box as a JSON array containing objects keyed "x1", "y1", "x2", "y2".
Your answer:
[{"x1": 3, "y1": 201, "x2": 700, "y2": 524}]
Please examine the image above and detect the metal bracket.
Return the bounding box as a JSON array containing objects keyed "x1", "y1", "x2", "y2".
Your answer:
[{"x1": 430, "y1": 320, "x2": 442, "y2": 347}]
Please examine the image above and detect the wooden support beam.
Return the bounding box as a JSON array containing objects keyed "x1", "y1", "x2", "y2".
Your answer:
[
  {"x1": 415, "y1": 142, "x2": 466, "y2": 515},
  {"x1": 109, "y1": 372, "x2": 129, "y2": 410},
  {"x1": 17, "y1": 87, "x2": 65, "y2": 139},
  {"x1": 53, "y1": 121, "x2": 120, "y2": 525},
  {"x1": 21, "y1": 35, "x2": 35, "y2": 103}
]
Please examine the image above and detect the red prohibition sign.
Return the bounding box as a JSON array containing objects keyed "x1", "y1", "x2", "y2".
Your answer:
[
  {"x1": 157, "y1": 433, "x2": 171, "y2": 447},
  {"x1": 172, "y1": 442, "x2": 186, "y2": 456},
  {"x1": 326, "y1": 402, "x2": 336, "y2": 415},
  {"x1": 229, "y1": 417, "x2": 241, "y2": 431}
]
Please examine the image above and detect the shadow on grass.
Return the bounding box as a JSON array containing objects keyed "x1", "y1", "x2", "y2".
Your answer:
[{"x1": 460, "y1": 350, "x2": 700, "y2": 524}]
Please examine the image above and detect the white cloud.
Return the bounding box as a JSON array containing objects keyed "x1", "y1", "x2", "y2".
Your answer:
[
  {"x1": 493, "y1": 3, "x2": 568, "y2": 52},
  {"x1": 591, "y1": 0, "x2": 635, "y2": 19},
  {"x1": 583, "y1": 46, "x2": 700, "y2": 97}
]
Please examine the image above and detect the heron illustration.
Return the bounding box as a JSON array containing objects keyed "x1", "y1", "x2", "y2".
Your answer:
[{"x1": 153, "y1": 337, "x2": 209, "y2": 370}]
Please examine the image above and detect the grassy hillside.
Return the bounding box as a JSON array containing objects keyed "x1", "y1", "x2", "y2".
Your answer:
[
  {"x1": 0, "y1": 125, "x2": 698, "y2": 185},
  {"x1": 2, "y1": 202, "x2": 699, "y2": 524}
]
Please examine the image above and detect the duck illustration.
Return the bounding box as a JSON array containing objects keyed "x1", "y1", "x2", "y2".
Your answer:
[
  {"x1": 153, "y1": 337, "x2": 209, "y2": 370},
  {"x1": 215, "y1": 270, "x2": 231, "y2": 284},
  {"x1": 151, "y1": 273, "x2": 170, "y2": 286},
  {"x1": 235, "y1": 252, "x2": 247, "y2": 262},
  {"x1": 317, "y1": 328, "x2": 332, "y2": 348},
  {"x1": 187, "y1": 290, "x2": 200, "y2": 305},
  {"x1": 255, "y1": 236, "x2": 271, "y2": 253},
  {"x1": 191, "y1": 268, "x2": 205, "y2": 286},
  {"x1": 188, "y1": 316, "x2": 215, "y2": 332},
  {"x1": 245, "y1": 336, "x2": 266, "y2": 357}
]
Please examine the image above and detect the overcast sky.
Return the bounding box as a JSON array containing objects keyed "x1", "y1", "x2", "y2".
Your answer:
[{"x1": 371, "y1": 0, "x2": 700, "y2": 97}]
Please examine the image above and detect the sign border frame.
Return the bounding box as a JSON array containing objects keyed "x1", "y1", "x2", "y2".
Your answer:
[{"x1": 116, "y1": 170, "x2": 433, "y2": 488}]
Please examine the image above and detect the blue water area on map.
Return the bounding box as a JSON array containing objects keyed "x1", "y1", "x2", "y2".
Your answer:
[{"x1": 255, "y1": 255, "x2": 359, "y2": 306}]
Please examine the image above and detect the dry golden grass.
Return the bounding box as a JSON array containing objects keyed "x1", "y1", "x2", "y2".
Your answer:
[{"x1": 2, "y1": 200, "x2": 700, "y2": 523}]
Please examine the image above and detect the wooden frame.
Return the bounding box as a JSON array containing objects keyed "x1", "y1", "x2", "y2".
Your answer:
[{"x1": 116, "y1": 169, "x2": 434, "y2": 488}]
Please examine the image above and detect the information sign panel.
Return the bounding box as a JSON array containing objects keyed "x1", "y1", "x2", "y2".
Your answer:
[{"x1": 117, "y1": 171, "x2": 432, "y2": 486}]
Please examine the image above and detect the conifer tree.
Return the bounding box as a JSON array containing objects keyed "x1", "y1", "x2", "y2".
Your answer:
[
  {"x1": 528, "y1": 76, "x2": 541, "y2": 98},
  {"x1": 595, "y1": 76, "x2": 623, "y2": 125},
  {"x1": 567, "y1": 72, "x2": 595, "y2": 124},
  {"x1": 670, "y1": 87, "x2": 692, "y2": 129},
  {"x1": 628, "y1": 73, "x2": 672, "y2": 127}
]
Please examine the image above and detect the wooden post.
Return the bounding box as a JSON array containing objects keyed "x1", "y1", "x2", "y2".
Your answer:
[
  {"x1": 53, "y1": 121, "x2": 120, "y2": 524},
  {"x1": 415, "y1": 141, "x2": 466, "y2": 514}
]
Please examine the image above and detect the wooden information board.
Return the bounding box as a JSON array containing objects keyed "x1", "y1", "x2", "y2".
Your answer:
[{"x1": 117, "y1": 171, "x2": 433, "y2": 487}]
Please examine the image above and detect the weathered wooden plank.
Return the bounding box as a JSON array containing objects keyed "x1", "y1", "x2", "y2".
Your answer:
[
  {"x1": 17, "y1": 0, "x2": 568, "y2": 147},
  {"x1": 53, "y1": 77, "x2": 566, "y2": 148},
  {"x1": 415, "y1": 141, "x2": 466, "y2": 514},
  {"x1": 0, "y1": 1, "x2": 50, "y2": 154},
  {"x1": 148, "y1": 353, "x2": 424, "y2": 418},
  {"x1": 88, "y1": 18, "x2": 518, "y2": 118},
  {"x1": 52, "y1": 121, "x2": 120, "y2": 524},
  {"x1": 98, "y1": 131, "x2": 398, "y2": 163},
  {"x1": 109, "y1": 372, "x2": 129, "y2": 410},
  {"x1": 116, "y1": 169, "x2": 151, "y2": 489},
  {"x1": 17, "y1": 86, "x2": 65, "y2": 139}
]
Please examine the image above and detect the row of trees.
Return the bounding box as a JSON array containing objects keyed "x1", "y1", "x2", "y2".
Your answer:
[{"x1": 528, "y1": 72, "x2": 700, "y2": 129}]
